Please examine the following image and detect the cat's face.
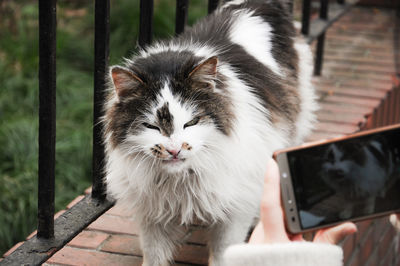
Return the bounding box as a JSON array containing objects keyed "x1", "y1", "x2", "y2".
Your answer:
[
  {"x1": 320, "y1": 140, "x2": 389, "y2": 198},
  {"x1": 104, "y1": 53, "x2": 233, "y2": 173},
  {"x1": 127, "y1": 84, "x2": 218, "y2": 173}
]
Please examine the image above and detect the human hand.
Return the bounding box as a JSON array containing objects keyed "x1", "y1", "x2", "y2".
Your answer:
[
  {"x1": 389, "y1": 213, "x2": 400, "y2": 231},
  {"x1": 249, "y1": 159, "x2": 357, "y2": 245}
]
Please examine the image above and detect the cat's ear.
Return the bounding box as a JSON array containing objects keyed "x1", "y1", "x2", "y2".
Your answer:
[
  {"x1": 188, "y1": 56, "x2": 218, "y2": 86},
  {"x1": 110, "y1": 66, "x2": 144, "y2": 99}
]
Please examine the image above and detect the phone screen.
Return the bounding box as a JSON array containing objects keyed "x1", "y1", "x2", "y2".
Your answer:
[{"x1": 287, "y1": 127, "x2": 400, "y2": 230}]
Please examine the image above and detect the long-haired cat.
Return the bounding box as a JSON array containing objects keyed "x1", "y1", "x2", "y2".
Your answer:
[{"x1": 102, "y1": 0, "x2": 317, "y2": 265}]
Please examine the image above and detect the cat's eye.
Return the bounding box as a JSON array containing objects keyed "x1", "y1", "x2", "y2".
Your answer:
[
  {"x1": 143, "y1": 122, "x2": 160, "y2": 132},
  {"x1": 184, "y1": 117, "x2": 200, "y2": 129}
]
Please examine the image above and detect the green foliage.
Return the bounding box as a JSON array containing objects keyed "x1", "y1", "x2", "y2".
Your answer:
[{"x1": 0, "y1": 0, "x2": 207, "y2": 255}]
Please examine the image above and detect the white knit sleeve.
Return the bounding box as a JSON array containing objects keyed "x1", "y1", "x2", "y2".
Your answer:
[{"x1": 223, "y1": 242, "x2": 343, "y2": 266}]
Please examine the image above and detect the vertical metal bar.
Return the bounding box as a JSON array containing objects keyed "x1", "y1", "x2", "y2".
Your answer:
[
  {"x1": 92, "y1": 0, "x2": 110, "y2": 200},
  {"x1": 395, "y1": 88, "x2": 400, "y2": 123},
  {"x1": 314, "y1": 33, "x2": 325, "y2": 76},
  {"x1": 388, "y1": 90, "x2": 394, "y2": 125},
  {"x1": 301, "y1": 0, "x2": 311, "y2": 35},
  {"x1": 38, "y1": 0, "x2": 56, "y2": 239},
  {"x1": 175, "y1": 0, "x2": 189, "y2": 35},
  {"x1": 383, "y1": 93, "x2": 390, "y2": 126},
  {"x1": 372, "y1": 108, "x2": 378, "y2": 129},
  {"x1": 287, "y1": 0, "x2": 294, "y2": 14},
  {"x1": 314, "y1": 0, "x2": 329, "y2": 76},
  {"x1": 139, "y1": 0, "x2": 154, "y2": 47},
  {"x1": 320, "y1": 0, "x2": 329, "y2": 19},
  {"x1": 378, "y1": 100, "x2": 385, "y2": 127},
  {"x1": 208, "y1": 0, "x2": 219, "y2": 14}
]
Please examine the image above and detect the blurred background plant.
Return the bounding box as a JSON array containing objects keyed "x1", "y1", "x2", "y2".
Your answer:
[{"x1": 0, "y1": 0, "x2": 207, "y2": 255}]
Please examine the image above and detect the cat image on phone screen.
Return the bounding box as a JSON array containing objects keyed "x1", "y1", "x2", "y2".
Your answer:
[{"x1": 320, "y1": 139, "x2": 393, "y2": 219}]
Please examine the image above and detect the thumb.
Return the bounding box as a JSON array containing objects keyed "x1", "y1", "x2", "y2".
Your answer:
[
  {"x1": 314, "y1": 222, "x2": 357, "y2": 244},
  {"x1": 259, "y1": 159, "x2": 290, "y2": 243}
]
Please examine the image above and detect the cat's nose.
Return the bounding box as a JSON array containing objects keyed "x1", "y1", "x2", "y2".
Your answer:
[{"x1": 167, "y1": 149, "x2": 181, "y2": 158}]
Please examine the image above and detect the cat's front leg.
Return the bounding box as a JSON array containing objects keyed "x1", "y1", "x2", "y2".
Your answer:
[
  {"x1": 207, "y1": 214, "x2": 256, "y2": 266},
  {"x1": 140, "y1": 222, "x2": 182, "y2": 266}
]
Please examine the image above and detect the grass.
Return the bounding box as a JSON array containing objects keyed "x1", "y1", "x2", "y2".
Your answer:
[{"x1": 0, "y1": 0, "x2": 207, "y2": 255}]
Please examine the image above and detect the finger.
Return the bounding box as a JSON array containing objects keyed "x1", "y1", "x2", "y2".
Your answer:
[
  {"x1": 390, "y1": 214, "x2": 400, "y2": 231},
  {"x1": 259, "y1": 159, "x2": 290, "y2": 243},
  {"x1": 249, "y1": 222, "x2": 265, "y2": 244},
  {"x1": 314, "y1": 222, "x2": 357, "y2": 244}
]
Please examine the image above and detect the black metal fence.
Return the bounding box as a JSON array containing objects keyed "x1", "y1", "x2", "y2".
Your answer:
[{"x1": 0, "y1": 0, "x2": 358, "y2": 265}]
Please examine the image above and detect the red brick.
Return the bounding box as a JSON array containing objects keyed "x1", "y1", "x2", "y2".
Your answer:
[
  {"x1": 306, "y1": 131, "x2": 341, "y2": 142},
  {"x1": 175, "y1": 244, "x2": 208, "y2": 265},
  {"x1": 320, "y1": 103, "x2": 372, "y2": 115},
  {"x1": 87, "y1": 214, "x2": 139, "y2": 235},
  {"x1": 47, "y1": 246, "x2": 142, "y2": 266},
  {"x1": 26, "y1": 230, "x2": 37, "y2": 240},
  {"x1": 355, "y1": 220, "x2": 373, "y2": 243},
  {"x1": 105, "y1": 203, "x2": 134, "y2": 217},
  {"x1": 101, "y1": 234, "x2": 142, "y2": 256},
  {"x1": 314, "y1": 122, "x2": 359, "y2": 135},
  {"x1": 85, "y1": 186, "x2": 92, "y2": 194},
  {"x1": 323, "y1": 63, "x2": 395, "y2": 76},
  {"x1": 3, "y1": 242, "x2": 23, "y2": 257},
  {"x1": 186, "y1": 226, "x2": 208, "y2": 245},
  {"x1": 317, "y1": 111, "x2": 364, "y2": 125},
  {"x1": 317, "y1": 86, "x2": 387, "y2": 99},
  {"x1": 323, "y1": 55, "x2": 395, "y2": 66},
  {"x1": 377, "y1": 226, "x2": 395, "y2": 260},
  {"x1": 55, "y1": 209, "x2": 66, "y2": 219},
  {"x1": 323, "y1": 70, "x2": 392, "y2": 83},
  {"x1": 364, "y1": 248, "x2": 378, "y2": 266},
  {"x1": 68, "y1": 230, "x2": 109, "y2": 250},
  {"x1": 341, "y1": 235, "x2": 355, "y2": 264},
  {"x1": 321, "y1": 95, "x2": 380, "y2": 108},
  {"x1": 313, "y1": 79, "x2": 393, "y2": 91},
  {"x1": 67, "y1": 195, "x2": 85, "y2": 209},
  {"x1": 358, "y1": 229, "x2": 375, "y2": 265},
  {"x1": 347, "y1": 251, "x2": 360, "y2": 266},
  {"x1": 381, "y1": 245, "x2": 394, "y2": 266}
]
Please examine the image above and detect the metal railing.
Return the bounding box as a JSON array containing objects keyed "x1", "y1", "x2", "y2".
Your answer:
[
  {"x1": 301, "y1": 0, "x2": 359, "y2": 75},
  {"x1": 1, "y1": 0, "x2": 359, "y2": 264}
]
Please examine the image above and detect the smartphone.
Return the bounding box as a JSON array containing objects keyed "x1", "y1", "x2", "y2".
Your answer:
[{"x1": 274, "y1": 124, "x2": 400, "y2": 234}]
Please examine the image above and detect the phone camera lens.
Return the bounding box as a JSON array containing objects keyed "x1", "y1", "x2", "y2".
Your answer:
[
  {"x1": 290, "y1": 208, "x2": 294, "y2": 212},
  {"x1": 291, "y1": 217, "x2": 296, "y2": 222}
]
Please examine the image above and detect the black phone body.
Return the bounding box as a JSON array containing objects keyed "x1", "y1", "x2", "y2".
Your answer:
[{"x1": 274, "y1": 124, "x2": 400, "y2": 234}]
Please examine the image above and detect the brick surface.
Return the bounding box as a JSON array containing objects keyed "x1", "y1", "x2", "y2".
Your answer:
[
  {"x1": 314, "y1": 122, "x2": 359, "y2": 135},
  {"x1": 341, "y1": 235, "x2": 355, "y2": 264},
  {"x1": 105, "y1": 203, "x2": 134, "y2": 217},
  {"x1": 186, "y1": 226, "x2": 208, "y2": 245},
  {"x1": 87, "y1": 214, "x2": 139, "y2": 235},
  {"x1": 47, "y1": 246, "x2": 143, "y2": 266},
  {"x1": 68, "y1": 230, "x2": 109, "y2": 250},
  {"x1": 100, "y1": 234, "x2": 142, "y2": 256},
  {"x1": 175, "y1": 244, "x2": 208, "y2": 265}
]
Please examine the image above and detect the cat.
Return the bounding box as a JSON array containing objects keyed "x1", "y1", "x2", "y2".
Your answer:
[{"x1": 102, "y1": 0, "x2": 317, "y2": 265}]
